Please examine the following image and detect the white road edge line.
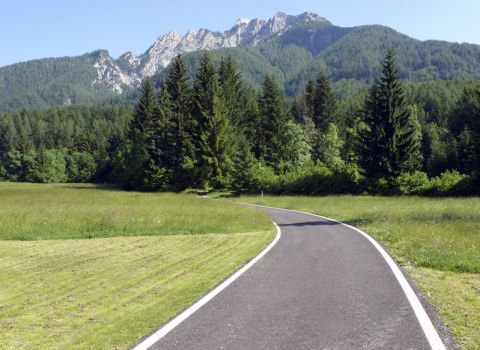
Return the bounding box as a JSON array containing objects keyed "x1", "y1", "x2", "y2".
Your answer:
[
  {"x1": 132, "y1": 222, "x2": 282, "y2": 350},
  {"x1": 248, "y1": 203, "x2": 447, "y2": 350}
]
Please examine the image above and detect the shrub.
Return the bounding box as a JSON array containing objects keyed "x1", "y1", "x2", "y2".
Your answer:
[
  {"x1": 279, "y1": 164, "x2": 332, "y2": 194},
  {"x1": 362, "y1": 177, "x2": 397, "y2": 195},
  {"x1": 427, "y1": 170, "x2": 466, "y2": 196},
  {"x1": 396, "y1": 171, "x2": 431, "y2": 195},
  {"x1": 248, "y1": 162, "x2": 279, "y2": 193},
  {"x1": 276, "y1": 164, "x2": 361, "y2": 195}
]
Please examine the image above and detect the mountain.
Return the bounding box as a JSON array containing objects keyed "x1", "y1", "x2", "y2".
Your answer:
[{"x1": 1, "y1": 11, "x2": 480, "y2": 113}]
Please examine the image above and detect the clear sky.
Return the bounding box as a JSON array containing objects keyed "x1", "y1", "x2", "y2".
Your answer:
[{"x1": 0, "y1": 0, "x2": 479, "y2": 68}]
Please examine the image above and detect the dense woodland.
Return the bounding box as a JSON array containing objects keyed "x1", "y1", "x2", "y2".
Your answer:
[{"x1": 0, "y1": 51, "x2": 479, "y2": 195}]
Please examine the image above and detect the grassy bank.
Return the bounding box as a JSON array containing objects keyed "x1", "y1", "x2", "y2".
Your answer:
[
  {"x1": 237, "y1": 195, "x2": 480, "y2": 349},
  {"x1": 0, "y1": 183, "x2": 275, "y2": 349}
]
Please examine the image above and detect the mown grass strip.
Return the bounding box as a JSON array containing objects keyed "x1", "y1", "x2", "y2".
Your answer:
[{"x1": 0, "y1": 233, "x2": 274, "y2": 349}]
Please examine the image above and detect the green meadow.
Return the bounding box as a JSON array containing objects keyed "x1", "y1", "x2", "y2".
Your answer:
[
  {"x1": 0, "y1": 183, "x2": 274, "y2": 349},
  {"x1": 238, "y1": 195, "x2": 480, "y2": 349}
]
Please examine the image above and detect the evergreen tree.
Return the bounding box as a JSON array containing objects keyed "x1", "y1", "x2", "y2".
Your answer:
[
  {"x1": 256, "y1": 75, "x2": 289, "y2": 168},
  {"x1": 456, "y1": 127, "x2": 475, "y2": 173},
  {"x1": 400, "y1": 105, "x2": 423, "y2": 172},
  {"x1": 218, "y1": 56, "x2": 246, "y2": 126},
  {"x1": 229, "y1": 133, "x2": 256, "y2": 194},
  {"x1": 163, "y1": 55, "x2": 196, "y2": 190},
  {"x1": 199, "y1": 94, "x2": 235, "y2": 188},
  {"x1": 452, "y1": 85, "x2": 480, "y2": 175},
  {"x1": 305, "y1": 79, "x2": 316, "y2": 122},
  {"x1": 358, "y1": 50, "x2": 421, "y2": 180},
  {"x1": 312, "y1": 73, "x2": 337, "y2": 132},
  {"x1": 124, "y1": 78, "x2": 160, "y2": 190},
  {"x1": 194, "y1": 53, "x2": 235, "y2": 188},
  {"x1": 194, "y1": 54, "x2": 217, "y2": 128}
]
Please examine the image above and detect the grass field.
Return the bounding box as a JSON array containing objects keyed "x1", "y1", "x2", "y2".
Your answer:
[
  {"x1": 238, "y1": 195, "x2": 480, "y2": 349},
  {"x1": 0, "y1": 183, "x2": 275, "y2": 349}
]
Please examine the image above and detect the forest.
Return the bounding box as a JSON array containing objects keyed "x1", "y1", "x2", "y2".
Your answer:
[{"x1": 0, "y1": 51, "x2": 479, "y2": 195}]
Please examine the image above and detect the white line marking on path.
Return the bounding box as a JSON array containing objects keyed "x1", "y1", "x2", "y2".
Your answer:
[
  {"x1": 249, "y1": 203, "x2": 447, "y2": 350},
  {"x1": 132, "y1": 223, "x2": 281, "y2": 350}
]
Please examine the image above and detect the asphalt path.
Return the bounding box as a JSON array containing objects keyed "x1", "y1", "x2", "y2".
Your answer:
[{"x1": 137, "y1": 205, "x2": 454, "y2": 350}]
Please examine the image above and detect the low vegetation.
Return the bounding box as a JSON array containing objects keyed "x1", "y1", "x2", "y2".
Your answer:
[
  {"x1": 0, "y1": 183, "x2": 275, "y2": 349},
  {"x1": 0, "y1": 183, "x2": 272, "y2": 240},
  {"x1": 237, "y1": 195, "x2": 480, "y2": 349}
]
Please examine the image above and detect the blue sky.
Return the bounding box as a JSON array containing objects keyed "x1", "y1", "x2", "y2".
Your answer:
[{"x1": 0, "y1": 0, "x2": 479, "y2": 67}]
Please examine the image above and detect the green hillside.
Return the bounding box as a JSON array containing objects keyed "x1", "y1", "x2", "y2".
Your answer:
[{"x1": 1, "y1": 19, "x2": 480, "y2": 113}]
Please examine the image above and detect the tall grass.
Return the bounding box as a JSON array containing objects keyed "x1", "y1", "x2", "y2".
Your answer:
[
  {"x1": 0, "y1": 183, "x2": 272, "y2": 240},
  {"x1": 240, "y1": 195, "x2": 480, "y2": 273}
]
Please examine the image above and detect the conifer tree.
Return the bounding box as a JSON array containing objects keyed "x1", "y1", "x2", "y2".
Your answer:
[
  {"x1": 305, "y1": 79, "x2": 316, "y2": 120},
  {"x1": 256, "y1": 75, "x2": 289, "y2": 167},
  {"x1": 163, "y1": 55, "x2": 196, "y2": 190},
  {"x1": 218, "y1": 56, "x2": 246, "y2": 126},
  {"x1": 312, "y1": 73, "x2": 337, "y2": 132},
  {"x1": 452, "y1": 85, "x2": 480, "y2": 175},
  {"x1": 194, "y1": 53, "x2": 235, "y2": 188},
  {"x1": 199, "y1": 94, "x2": 234, "y2": 188},
  {"x1": 358, "y1": 50, "x2": 421, "y2": 179},
  {"x1": 124, "y1": 78, "x2": 160, "y2": 190},
  {"x1": 400, "y1": 105, "x2": 423, "y2": 172}
]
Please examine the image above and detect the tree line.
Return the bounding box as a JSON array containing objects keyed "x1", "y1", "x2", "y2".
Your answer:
[{"x1": 1, "y1": 51, "x2": 479, "y2": 195}]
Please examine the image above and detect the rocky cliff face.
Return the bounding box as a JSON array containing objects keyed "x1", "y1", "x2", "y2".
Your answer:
[{"x1": 91, "y1": 12, "x2": 329, "y2": 93}]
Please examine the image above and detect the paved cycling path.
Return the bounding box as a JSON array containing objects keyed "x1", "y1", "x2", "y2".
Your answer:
[{"x1": 135, "y1": 205, "x2": 453, "y2": 350}]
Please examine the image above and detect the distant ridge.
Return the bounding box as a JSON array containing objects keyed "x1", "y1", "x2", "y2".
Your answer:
[{"x1": 1, "y1": 11, "x2": 480, "y2": 113}]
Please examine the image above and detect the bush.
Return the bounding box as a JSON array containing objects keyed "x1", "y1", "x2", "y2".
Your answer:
[
  {"x1": 249, "y1": 163, "x2": 361, "y2": 195},
  {"x1": 427, "y1": 170, "x2": 466, "y2": 196},
  {"x1": 362, "y1": 177, "x2": 397, "y2": 195},
  {"x1": 396, "y1": 171, "x2": 431, "y2": 195},
  {"x1": 279, "y1": 164, "x2": 332, "y2": 194},
  {"x1": 248, "y1": 161, "x2": 279, "y2": 193}
]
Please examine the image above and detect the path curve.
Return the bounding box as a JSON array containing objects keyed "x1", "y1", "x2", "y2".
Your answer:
[{"x1": 134, "y1": 204, "x2": 454, "y2": 350}]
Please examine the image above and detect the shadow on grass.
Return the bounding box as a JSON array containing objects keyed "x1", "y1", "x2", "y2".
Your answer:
[{"x1": 61, "y1": 184, "x2": 120, "y2": 191}]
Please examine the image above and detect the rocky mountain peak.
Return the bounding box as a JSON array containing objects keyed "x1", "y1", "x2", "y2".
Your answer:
[
  {"x1": 235, "y1": 18, "x2": 251, "y2": 27},
  {"x1": 92, "y1": 11, "x2": 331, "y2": 92},
  {"x1": 297, "y1": 12, "x2": 329, "y2": 23}
]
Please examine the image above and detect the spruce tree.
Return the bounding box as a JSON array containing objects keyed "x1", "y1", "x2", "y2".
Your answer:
[
  {"x1": 453, "y1": 85, "x2": 480, "y2": 176},
  {"x1": 194, "y1": 54, "x2": 217, "y2": 129},
  {"x1": 124, "y1": 78, "x2": 160, "y2": 190},
  {"x1": 199, "y1": 94, "x2": 234, "y2": 188},
  {"x1": 303, "y1": 79, "x2": 315, "y2": 124},
  {"x1": 312, "y1": 73, "x2": 337, "y2": 132},
  {"x1": 400, "y1": 105, "x2": 423, "y2": 172},
  {"x1": 256, "y1": 75, "x2": 289, "y2": 168},
  {"x1": 218, "y1": 56, "x2": 246, "y2": 126},
  {"x1": 163, "y1": 55, "x2": 196, "y2": 190},
  {"x1": 358, "y1": 50, "x2": 422, "y2": 180},
  {"x1": 194, "y1": 53, "x2": 235, "y2": 188}
]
